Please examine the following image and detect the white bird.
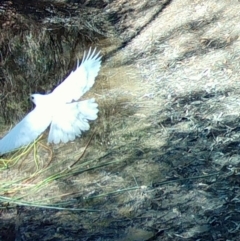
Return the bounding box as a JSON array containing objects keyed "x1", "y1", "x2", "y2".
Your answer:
[{"x1": 0, "y1": 48, "x2": 101, "y2": 155}]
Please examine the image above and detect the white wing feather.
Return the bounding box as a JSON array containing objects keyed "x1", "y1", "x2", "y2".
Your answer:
[
  {"x1": 48, "y1": 98, "x2": 98, "y2": 144},
  {"x1": 0, "y1": 108, "x2": 51, "y2": 155},
  {"x1": 0, "y1": 48, "x2": 101, "y2": 154},
  {"x1": 52, "y1": 48, "x2": 101, "y2": 103}
]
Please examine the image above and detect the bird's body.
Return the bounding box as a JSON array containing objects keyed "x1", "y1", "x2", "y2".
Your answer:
[{"x1": 0, "y1": 48, "x2": 101, "y2": 155}]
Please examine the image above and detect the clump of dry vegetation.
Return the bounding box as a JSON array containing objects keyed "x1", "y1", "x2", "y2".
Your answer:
[{"x1": 0, "y1": 0, "x2": 113, "y2": 124}]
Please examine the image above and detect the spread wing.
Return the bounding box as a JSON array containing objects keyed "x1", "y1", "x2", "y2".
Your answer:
[
  {"x1": 0, "y1": 108, "x2": 51, "y2": 155},
  {"x1": 48, "y1": 98, "x2": 98, "y2": 144},
  {"x1": 52, "y1": 48, "x2": 102, "y2": 103}
]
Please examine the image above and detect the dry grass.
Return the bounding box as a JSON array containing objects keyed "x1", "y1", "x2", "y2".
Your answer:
[
  {"x1": 2, "y1": 0, "x2": 240, "y2": 240},
  {"x1": 0, "y1": 1, "x2": 113, "y2": 123},
  {"x1": 115, "y1": 0, "x2": 240, "y2": 239},
  {"x1": 0, "y1": 64, "x2": 147, "y2": 211}
]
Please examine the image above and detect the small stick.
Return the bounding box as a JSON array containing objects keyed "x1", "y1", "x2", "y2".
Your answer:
[{"x1": 69, "y1": 130, "x2": 96, "y2": 168}]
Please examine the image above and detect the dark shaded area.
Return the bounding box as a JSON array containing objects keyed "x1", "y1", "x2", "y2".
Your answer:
[
  {"x1": 149, "y1": 89, "x2": 240, "y2": 240},
  {"x1": 0, "y1": 0, "x2": 113, "y2": 123}
]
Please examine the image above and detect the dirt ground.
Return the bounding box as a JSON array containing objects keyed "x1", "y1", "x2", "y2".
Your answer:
[{"x1": 2, "y1": 0, "x2": 240, "y2": 240}]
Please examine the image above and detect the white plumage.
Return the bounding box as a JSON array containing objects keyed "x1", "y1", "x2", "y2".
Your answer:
[{"x1": 0, "y1": 48, "x2": 101, "y2": 155}]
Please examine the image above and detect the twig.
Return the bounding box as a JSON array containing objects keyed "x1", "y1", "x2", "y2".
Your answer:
[{"x1": 69, "y1": 130, "x2": 96, "y2": 168}]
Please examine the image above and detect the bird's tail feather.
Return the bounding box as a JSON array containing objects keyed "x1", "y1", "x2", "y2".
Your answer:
[
  {"x1": 77, "y1": 98, "x2": 98, "y2": 120},
  {"x1": 48, "y1": 98, "x2": 98, "y2": 144}
]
